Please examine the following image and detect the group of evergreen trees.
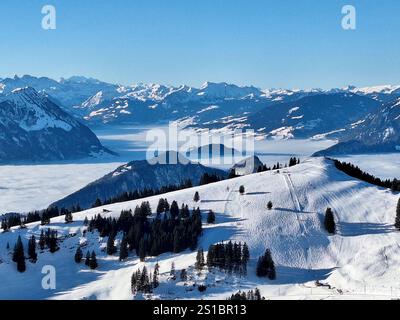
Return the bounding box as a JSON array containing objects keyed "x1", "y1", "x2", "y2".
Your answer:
[
  {"x1": 131, "y1": 263, "x2": 159, "y2": 294},
  {"x1": 10, "y1": 230, "x2": 58, "y2": 272},
  {"x1": 228, "y1": 288, "x2": 264, "y2": 300},
  {"x1": 88, "y1": 200, "x2": 203, "y2": 262},
  {"x1": 38, "y1": 229, "x2": 59, "y2": 253},
  {"x1": 256, "y1": 249, "x2": 276, "y2": 280},
  {"x1": 257, "y1": 157, "x2": 301, "y2": 173},
  {"x1": 288, "y1": 157, "x2": 301, "y2": 167},
  {"x1": 199, "y1": 173, "x2": 222, "y2": 185},
  {"x1": 333, "y1": 159, "x2": 400, "y2": 192},
  {"x1": 91, "y1": 180, "x2": 194, "y2": 209},
  {"x1": 324, "y1": 208, "x2": 336, "y2": 234},
  {"x1": 82, "y1": 250, "x2": 98, "y2": 269},
  {"x1": 1, "y1": 206, "x2": 77, "y2": 231},
  {"x1": 206, "y1": 241, "x2": 250, "y2": 275}
]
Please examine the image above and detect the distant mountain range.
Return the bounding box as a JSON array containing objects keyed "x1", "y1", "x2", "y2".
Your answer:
[
  {"x1": 0, "y1": 87, "x2": 113, "y2": 163},
  {"x1": 1, "y1": 75, "x2": 400, "y2": 156}
]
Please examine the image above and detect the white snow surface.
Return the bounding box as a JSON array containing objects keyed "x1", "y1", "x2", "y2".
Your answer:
[{"x1": 0, "y1": 157, "x2": 399, "y2": 300}]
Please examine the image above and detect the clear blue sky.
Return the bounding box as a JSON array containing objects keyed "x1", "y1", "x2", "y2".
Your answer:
[{"x1": 0, "y1": 0, "x2": 399, "y2": 89}]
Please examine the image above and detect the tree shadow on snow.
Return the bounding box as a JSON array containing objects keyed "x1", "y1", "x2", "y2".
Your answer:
[
  {"x1": 245, "y1": 192, "x2": 271, "y2": 196},
  {"x1": 274, "y1": 207, "x2": 316, "y2": 215},
  {"x1": 339, "y1": 221, "x2": 395, "y2": 237},
  {"x1": 272, "y1": 266, "x2": 335, "y2": 285}
]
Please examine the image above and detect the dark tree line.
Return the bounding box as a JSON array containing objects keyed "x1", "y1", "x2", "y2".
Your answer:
[
  {"x1": 200, "y1": 173, "x2": 222, "y2": 185},
  {"x1": 206, "y1": 241, "x2": 250, "y2": 275},
  {"x1": 333, "y1": 159, "x2": 400, "y2": 192},
  {"x1": 256, "y1": 249, "x2": 276, "y2": 280},
  {"x1": 1, "y1": 206, "x2": 78, "y2": 231},
  {"x1": 228, "y1": 288, "x2": 264, "y2": 300},
  {"x1": 257, "y1": 157, "x2": 300, "y2": 173},
  {"x1": 88, "y1": 200, "x2": 202, "y2": 261},
  {"x1": 91, "y1": 180, "x2": 194, "y2": 209}
]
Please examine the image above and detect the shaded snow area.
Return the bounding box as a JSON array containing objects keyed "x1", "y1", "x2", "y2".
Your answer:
[{"x1": 0, "y1": 158, "x2": 399, "y2": 300}]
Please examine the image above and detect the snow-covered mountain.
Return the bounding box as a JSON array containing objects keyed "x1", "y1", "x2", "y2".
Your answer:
[
  {"x1": 3, "y1": 75, "x2": 400, "y2": 141},
  {"x1": 243, "y1": 93, "x2": 381, "y2": 139},
  {"x1": 315, "y1": 98, "x2": 400, "y2": 156},
  {"x1": 0, "y1": 75, "x2": 119, "y2": 112},
  {"x1": 1, "y1": 157, "x2": 399, "y2": 299},
  {"x1": 0, "y1": 87, "x2": 113, "y2": 163},
  {"x1": 52, "y1": 151, "x2": 227, "y2": 209},
  {"x1": 231, "y1": 155, "x2": 263, "y2": 175}
]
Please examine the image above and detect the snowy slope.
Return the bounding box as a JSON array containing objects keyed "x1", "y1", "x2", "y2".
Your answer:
[{"x1": 0, "y1": 157, "x2": 399, "y2": 300}]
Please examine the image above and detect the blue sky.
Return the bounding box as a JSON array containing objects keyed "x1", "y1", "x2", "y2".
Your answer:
[{"x1": 0, "y1": 0, "x2": 399, "y2": 89}]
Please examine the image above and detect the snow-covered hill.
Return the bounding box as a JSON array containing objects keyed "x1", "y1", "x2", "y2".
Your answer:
[
  {"x1": 51, "y1": 151, "x2": 227, "y2": 209},
  {"x1": 0, "y1": 157, "x2": 399, "y2": 300},
  {"x1": 0, "y1": 87, "x2": 113, "y2": 162}
]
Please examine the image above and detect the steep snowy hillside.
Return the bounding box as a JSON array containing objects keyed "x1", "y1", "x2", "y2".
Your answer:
[
  {"x1": 315, "y1": 98, "x2": 400, "y2": 155},
  {"x1": 0, "y1": 87, "x2": 113, "y2": 162},
  {"x1": 0, "y1": 158, "x2": 398, "y2": 300},
  {"x1": 51, "y1": 152, "x2": 227, "y2": 209}
]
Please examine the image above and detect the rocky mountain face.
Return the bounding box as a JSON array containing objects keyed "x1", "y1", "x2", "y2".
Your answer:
[{"x1": 0, "y1": 87, "x2": 113, "y2": 163}]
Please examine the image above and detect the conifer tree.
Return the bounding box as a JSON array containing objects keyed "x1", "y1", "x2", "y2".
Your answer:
[
  {"x1": 267, "y1": 201, "x2": 273, "y2": 210},
  {"x1": 83, "y1": 216, "x2": 89, "y2": 226},
  {"x1": 39, "y1": 230, "x2": 45, "y2": 250},
  {"x1": 153, "y1": 262, "x2": 160, "y2": 288},
  {"x1": 13, "y1": 236, "x2": 26, "y2": 272},
  {"x1": 89, "y1": 251, "x2": 98, "y2": 270},
  {"x1": 242, "y1": 243, "x2": 250, "y2": 265},
  {"x1": 74, "y1": 246, "x2": 83, "y2": 263},
  {"x1": 92, "y1": 198, "x2": 102, "y2": 208},
  {"x1": 395, "y1": 198, "x2": 400, "y2": 230},
  {"x1": 28, "y1": 235, "x2": 37, "y2": 263},
  {"x1": 65, "y1": 211, "x2": 73, "y2": 224},
  {"x1": 324, "y1": 208, "x2": 336, "y2": 234},
  {"x1": 138, "y1": 238, "x2": 147, "y2": 262},
  {"x1": 195, "y1": 248, "x2": 205, "y2": 270},
  {"x1": 256, "y1": 249, "x2": 276, "y2": 280},
  {"x1": 239, "y1": 185, "x2": 245, "y2": 195},
  {"x1": 170, "y1": 261, "x2": 176, "y2": 279},
  {"x1": 207, "y1": 210, "x2": 216, "y2": 224},
  {"x1": 156, "y1": 198, "x2": 165, "y2": 215},
  {"x1": 119, "y1": 235, "x2": 129, "y2": 261},
  {"x1": 180, "y1": 269, "x2": 188, "y2": 281},
  {"x1": 85, "y1": 251, "x2": 91, "y2": 266},
  {"x1": 194, "y1": 191, "x2": 200, "y2": 202},
  {"x1": 106, "y1": 233, "x2": 117, "y2": 255}
]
